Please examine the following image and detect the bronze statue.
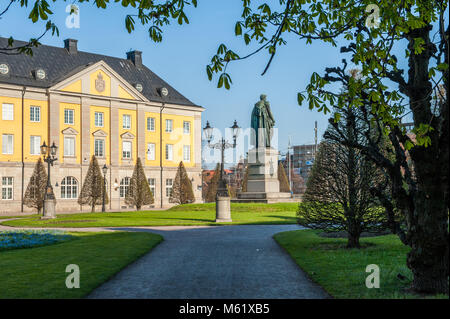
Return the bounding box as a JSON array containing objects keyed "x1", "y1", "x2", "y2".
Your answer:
[{"x1": 251, "y1": 94, "x2": 275, "y2": 148}]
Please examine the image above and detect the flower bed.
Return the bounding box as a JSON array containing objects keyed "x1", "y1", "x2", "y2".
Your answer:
[{"x1": 0, "y1": 229, "x2": 75, "y2": 251}]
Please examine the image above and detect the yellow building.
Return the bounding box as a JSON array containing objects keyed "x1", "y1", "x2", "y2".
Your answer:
[{"x1": 0, "y1": 38, "x2": 204, "y2": 213}]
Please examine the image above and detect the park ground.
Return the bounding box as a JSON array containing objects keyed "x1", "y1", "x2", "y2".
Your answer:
[
  {"x1": 0, "y1": 203, "x2": 447, "y2": 299},
  {"x1": 1, "y1": 203, "x2": 298, "y2": 228}
]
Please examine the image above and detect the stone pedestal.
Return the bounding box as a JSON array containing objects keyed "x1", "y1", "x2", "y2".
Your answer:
[
  {"x1": 41, "y1": 186, "x2": 56, "y2": 219},
  {"x1": 235, "y1": 147, "x2": 292, "y2": 203},
  {"x1": 246, "y1": 147, "x2": 280, "y2": 193},
  {"x1": 41, "y1": 199, "x2": 56, "y2": 219},
  {"x1": 216, "y1": 196, "x2": 231, "y2": 222}
]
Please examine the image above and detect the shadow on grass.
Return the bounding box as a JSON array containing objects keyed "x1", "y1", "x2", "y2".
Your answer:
[{"x1": 0, "y1": 231, "x2": 162, "y2": 298}]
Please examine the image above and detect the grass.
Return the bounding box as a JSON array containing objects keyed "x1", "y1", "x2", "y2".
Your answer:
[
  {"x1": 0, "y1": 231, "x2": 162, "y2": 298},
  {"x1": 274, "y1": 229, "x2": 448, "y2": 299},
  {"x1": 1, "y1": 203, "x2": 298, "y2": 228}
]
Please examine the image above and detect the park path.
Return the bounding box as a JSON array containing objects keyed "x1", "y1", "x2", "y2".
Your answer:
[
  {"x1": 87, "y1": 224, "x2": 329, "y2": 299},
  {"x1": 0, "y1": 220, "x2": 329, "y2": 298}
]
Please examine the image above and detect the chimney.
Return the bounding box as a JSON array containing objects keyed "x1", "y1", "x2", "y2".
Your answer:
[
  {"x1": 126, "y1": 50, "x2": 142, "y2": 67},
  {"x1": 64, "y1": 39, "x2": 78, "y2": 54}
]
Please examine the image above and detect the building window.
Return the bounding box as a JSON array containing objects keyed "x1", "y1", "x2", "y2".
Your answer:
[
  {"x1": 165, "y1": 178, "x2": 173, "y2": 197},
  {"x1": 2, "y1": 134, "x2": 13, "y2": 154},
  {"x1": 183, "y1": 121, "x2": 190, "y2": 134},
  {"x1": 147, "y1": 117, "x2": 155, "y2": 131},
  {"x1": 61, "y1": 176, "x2": 78, "y2": 199},
  {"x1": 148, "y1": 178, "x2": 156, "y2": 197},
  {"x1": 30, "y1": 106, "x2": 40, "y2": 122},
  {"x1": 183, "y1": 145, "x2": 190, "y2": 162},
  {"x1": 94, "y1": 139, "x2": 105, "y2": 157},
  {"x1": 120, "y1": 177, "x2": 130, "y2": 198},
  {"x1": 123, "y1": 114, "x2": 131, "y2": 129},
  {"x1": 64, "y1": 109, "x2": 74, "y2": 125},
  {"x1": 165, "y1": 144, "x2": 173, "y2": 161},
  {"x1": 147, "y1": 143, "x2": 155, "y2": 161},
  {"x1": 64, "y1": 136, "x2": 75, "y2": 156},
  {"x1": 1, "y1": 177, "x2": 13, "y2": 200},
  {"x1": 165, "y1": 119, "x2": 173, "y2": 133},
  {"x1": 30, "y1": 136, "x2": 41, "y2": 155},
  {"x1": 122, "y1": 141, "x2": 132, "y2": 159},
  {"x1": 2, "y1": 103, "x2": 13, "y2": 121},
  {"x1": 95, "y1": 112, "x2": 104, "y2": 127}
]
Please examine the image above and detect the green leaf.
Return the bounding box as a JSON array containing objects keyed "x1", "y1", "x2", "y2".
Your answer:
[{"x1": 235, "y1": 22, "x2": 242, "y2": 36}]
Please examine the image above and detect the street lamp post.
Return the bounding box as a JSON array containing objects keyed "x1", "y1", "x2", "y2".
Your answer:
[
  {"x1": 102, "y1": 164, "x2": 108, "y2": 212},
  {"x1": 40, "y1": 141, "x2": 58, "y2": 219},
  {"x1": 203, "y1": 120, "x2": 240, "y2": 222}
]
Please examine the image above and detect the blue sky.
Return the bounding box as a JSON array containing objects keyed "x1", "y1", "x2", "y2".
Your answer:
[{"x1": 2, "y1": 0, "x2": 430, "y2": 165}]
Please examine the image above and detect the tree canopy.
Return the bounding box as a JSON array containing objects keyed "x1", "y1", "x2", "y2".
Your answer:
[{"x1": 23, "y1": 158, "x2": 48, "y2": 214}]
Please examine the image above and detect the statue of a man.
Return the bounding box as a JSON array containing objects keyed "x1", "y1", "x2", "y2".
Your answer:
[{"x1": 251, "y1": 94, "x2": 275, "y2": 148}]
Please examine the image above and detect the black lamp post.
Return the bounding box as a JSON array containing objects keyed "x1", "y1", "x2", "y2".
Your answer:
[
  {"x1": 102, "y1": 164, "x2": 108, "y2": 212},
  {"x1": 40, "y1": 141, "x2": 58, "y2": 217},
  {"x1": 203, "y1": 120, "x2": 240, "y2": 197}
]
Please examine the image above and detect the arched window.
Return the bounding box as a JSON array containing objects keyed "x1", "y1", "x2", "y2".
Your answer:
[
  {"x1": 120, "y1": 177, "x2": 130, "y2": 198},
  {"x1": 61, "y1": 176, "x2": 78, "y2": 199}
]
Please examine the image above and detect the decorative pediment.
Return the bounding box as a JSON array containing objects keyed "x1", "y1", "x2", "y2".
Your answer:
[
  {"x1": 92, "y1": 129, "x2": 108, "y2": 137},
  {"x1": 61, "y1": 127, "x2": 79, "y2": 135},
  {"x1": 50, "y1": 61, "x2": 148, "y2": 102},
  {"x1": 120, "y1": 131, "x2": 135, "y2": 140}
]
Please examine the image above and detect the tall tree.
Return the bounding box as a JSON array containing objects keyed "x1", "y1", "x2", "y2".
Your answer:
[
  {"x1": 298, "y1": 108, "x2": 388, "y2": 248},
  {"x1": 278, "y1": 161, "x2": 291, "y2": 193},
  {"x1": 125, "y1": 157, "x2": 154, "y2": 210},
  {"x1": 23, "y1": 158, "x2": 48, "y2": 214},
  {"x1": 205, "y1": 163, "x2": 221, "y2": 203},
  {"x1": 169, "y1": 161, "x2": 195, "y2": 205},
  {"x1": 78, "y1": 155, "x2": 108, "y2": 212}
]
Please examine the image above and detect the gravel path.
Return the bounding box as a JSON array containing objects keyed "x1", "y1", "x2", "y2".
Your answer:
[{"x1": 87, "y1": 225, "x2": 330, "y2": 299}]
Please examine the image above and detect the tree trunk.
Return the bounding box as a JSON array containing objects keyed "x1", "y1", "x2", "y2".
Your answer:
[
  {"x1": 91, "y1": 203, "x2": 95, "y2": 213},
  {"x1": 407, "y1": 180, "x2": 449, "y2": 294},
  {"x1": 347, "y1": 231, "x2": 361, "y2": 249},
  {"x1": 404, "y1": 25, "x2": 449, "y2": 294}
]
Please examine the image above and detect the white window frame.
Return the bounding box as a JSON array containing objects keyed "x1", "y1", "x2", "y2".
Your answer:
[
  {"x1": 147, "y1": 117, "x2": 155, "y2": 131},
  {"x1": 94, "y1": 112, "x2": 104, "y2": 127},
  {"x1": 64, "y1": 136, "x2": 75, "y2": 157},
  {"x1": 2, "y1": 134, "x2": 13, "y2": 154},
  {"x1": 123, "y1": 114, "x2": 131, "y2": 129},
  {"x1": 165, "y1": 178, "x2": 173, "y2": 197},
  {"x1": 30, "y1": 136, "x2": 41, "y2": 155},
  {"x1": 183, "y1": 145, "x2": 191, "y2": 162},
  {"x1": 183, "y1": 121, "x2": 191, "y2": 134},
  {"x1": 61, "y1": 176, "x2": 78, "y2": 199},
  {"x1": 165, "y1": 144, "x2": 173, "y2": 161},
  {"x1": 64, "y1": 109, "x2": 74, "y2": 125},
  {"x1": 2, "y1": 103, "x2": 14, "y2": 121},
  {"x1": 30, "y1": 106, "x2": 41, "y2": 122},
  {"x1": 148, "y1": 178, "x2": 156, "y2": 197},
  {"x1": 147, "y1": 143, "x2": 155, "y2": 161},
  {"x1": 94, "y1": 138, "x2": 105, "y2": 157},
  {"x1": 120, "y1": 177, "x2": 130, "y2": 198},
  {"x1": 122, "y1": 140, "x2": 132, "y2": 159},
  {"x1": 165, "y1": 119, "x2": 173, "y2": 133},
  {"x1": 1, "y1": 177, "x2": 13, "y2": 200}
]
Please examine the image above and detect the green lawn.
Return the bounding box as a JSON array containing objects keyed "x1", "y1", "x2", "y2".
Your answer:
[
  {"x1": 1, "y1": 203, "x2": 298, "y2": 228},
  {"x1": 0, "y1": 231, "x2": 162, "y2": 298},
  {"x1": 274, "y1": 229, "x2": 448, "y2": 299}
]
